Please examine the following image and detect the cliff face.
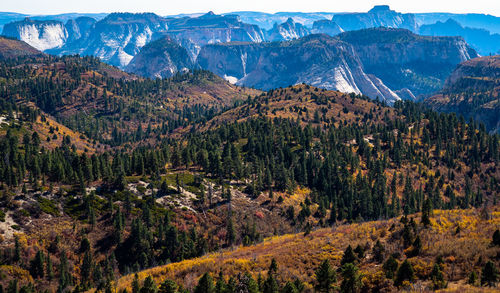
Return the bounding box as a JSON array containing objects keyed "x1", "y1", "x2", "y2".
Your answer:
[
  {"x1": 55, "y1": 13, "x2": 169, "y2": 68},
  {"x1": 311, "y1": 19, "x2": 343, "y2": 36},
  {"x1": 125, "y1": 37, "x2": 193, "y2": 79},
  {"x1": 419, "y1": 18, "x2": 500, "y2": 56},
  {"x1": 265, "y1": 18, "x2": 310, "y2": 41},
  {"x1": 333, "y1": 5, "x2": 418, "y2": 32},
  {"x1": 64, "y1": 17, "x2": 96, "y2": 43},
  {"x1": 196, "y1": 34, "x2": 401, "y2": 103},
  {"x1": 338, "y1": 28, "x2": 479, "y2": 98},
  {"x1": 2, "y1": 18, "x2": 68, "y2": 51},
  {"x1": 425, "y1": 55, "x2": 500, "y2": 133},
  {"x1": 162, "y1": 12, "x2": 265, "y2": 60}
]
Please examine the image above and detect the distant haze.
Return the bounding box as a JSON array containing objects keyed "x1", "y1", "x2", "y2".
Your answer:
[{"x1": 0, "y1": 0, "x2": 499, "y2": 16}]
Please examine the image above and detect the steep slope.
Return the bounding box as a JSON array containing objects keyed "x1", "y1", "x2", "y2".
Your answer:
[
  {"x1": 196, "y1": 34, "x2": 400, "y2": 103},
  {"x1": 333, "y1": 5, "x2": 418, "y2": 32},
  {"x1": 0, "y1": 36, "x2": 44, "y2": 59},
  {"x1": 311, "y1": 19, "x2": 343, "y2": 36},
  {"x1": 419, "y1": 19, "x2": 500, "y2": 56},
  {"x1": 54, "y1": 13, "x2": 169, "y2": 68},
  {"x1": 125, "y1": 37, "x2": 193, "y2": 79},
  {"x1": 265, "y1": 18, "x2": 310, "y2": 41},
  {"x1": 115, "y1": 208, "x2": 500, "y2": 292},
  {"x1": 425, "y1": 55, "x2": 500, "y2": 133},
  {"x1": 162, "y1": 12, "x2": 265, "y2": 60},
  {"x1": 2, "y1": 18, "x2": 68, "y2": 51},
  {"x1": 64, "y1": 16, "x2": 96, "y2": 43},
  {"x1": 338, "y1": 27, "x2": 479, "y2": 98}
]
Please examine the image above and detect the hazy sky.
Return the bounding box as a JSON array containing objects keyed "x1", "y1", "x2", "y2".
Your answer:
[{"x1": 1, "y1": 0, "x2": 499, "y2": 16}]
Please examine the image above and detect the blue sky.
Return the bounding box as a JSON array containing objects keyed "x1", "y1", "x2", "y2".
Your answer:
[{"x1": 1, "y1": 0, "x2": 499, "y2": 16}]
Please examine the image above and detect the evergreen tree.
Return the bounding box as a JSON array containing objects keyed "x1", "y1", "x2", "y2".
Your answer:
[
  {"x1": 383, "y1": 255, "x2": 398, "y2": 279},
  {"x1": 372, "y1": 240, "x2": 385, "y2": 263},
  {"x1": 29, "y1": 250, "x2": 45, "y2": 279},
  {"x1": 395, "y1": 260, "x2": 414, "y2": 287},
  {"x1": 481, "y1": 261, "x2": 499, "y2": 287},
  {"x1": 492, "y1": 230, "x2": 500, "y2": 246},
  {"x1": 340, "y1": 263, "x2": 362, "y2": 293},
  {"x1": 14, "y1": 236, "x2": 21, "y2": 263},
  {"x1": 340, "y1": 245, "x2": 357, "y2": 266},
  {"x1": 430, "y1": 263, "x2": 446, "y2": 289},
  {"x1": 314, "y1": 259, "x2": 336, "y2": 293},
  {"x1": 132, "y1": 274, "x2": 140, "y2": 293},
  {"x1": 140, "y1": 276, "x2": 158, "y2": 293},
  {"x1": 81, "y1": 250, "x2": 92, "y2": 284},
  {"x1": 421, "y1": 197, "x2": 432, "y2": 227},
  {"x1": 195, "y1": 273, "x2": 214, "y2": 293}
]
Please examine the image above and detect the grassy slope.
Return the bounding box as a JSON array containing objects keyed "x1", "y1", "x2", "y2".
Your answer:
[{"x1": 114, "y1": 208, "x2": 500, "y2": 292}]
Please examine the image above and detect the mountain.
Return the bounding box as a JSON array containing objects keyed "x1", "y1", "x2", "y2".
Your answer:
[
  {"x1": 196, "y1": 34, "x2": 400, "y2": 103},
  {"x1": 52, "y1": 12, "x2": 169, "y2": 68},
  {"x1": 161, "y1": 12, "x2": 265, "y2": 60},
  {"x1": 0, "y1": 12, "x2": 106, "y2": 32},
  {"x1": 414, "y1": 12, "x2": 500, "y2": 34},
  {"x1": 0, "y1": 35, "x2": 44, "y2": 59},
  {"x1": 311, "y1": 19, "x2": 343, "y2": 36},
  {"x1": 332, "y1": 5, "x2": 418, "y2": 32},
  {"x1": 419, "y1": 19, "x2": 500, "y2": 56},
  {"x1": 64, "y1": 16, "x2": 96, "y2": 43},
  {"x1": 125, "y1": 36, "x2": 193, "y2": 79},
  {"x1": 265, "y1": 18, "x2": 310, "y2": 41},
  {"x1": 2, "y1": 17, "x2": 68, "y2": 51},
  {"x1": 338, "y1": 27, "x2": 479, "y2": 98},
  {"x1": 425, "y1": 55, "x2": 500, "y2": 133},
  {"x1": 221, "y1": 11, "x2": 334, "y2": 30}
]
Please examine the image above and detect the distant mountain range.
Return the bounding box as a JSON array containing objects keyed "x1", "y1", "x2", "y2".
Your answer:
[
  {"x1": 0, "y1": 5, "x2": 496, "y2": 104},
  {"x1": 419, "y1": 19, "x2": 500, "y2": 55},
  {"x1": 2, "y1": 5, "x2": 499, "y2": 61},
  {"x1": 126, "y1": 28, "x2": 477, "y2": 104}
]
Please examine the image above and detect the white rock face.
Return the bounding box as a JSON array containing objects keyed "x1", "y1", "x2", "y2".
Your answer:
[{"x1": 6, "y1": 22, "x2": 68, "y2": 51}]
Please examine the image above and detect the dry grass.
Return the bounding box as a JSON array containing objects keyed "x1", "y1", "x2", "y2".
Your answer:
[{"x1": 114, "y1": 207, "x2": 500, "y2": 292}]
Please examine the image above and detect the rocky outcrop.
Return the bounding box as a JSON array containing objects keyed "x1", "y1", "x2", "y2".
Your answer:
[
  {"x1": 419, "y1": 19, "x2": 500, "y2": 56},
  {"x1": 196, "y1": 34, "x2": 400, "y2": 103},
  {"x1": 125, "y1": 37, "x2": 193, "y2": 79},
  {"x1": 338, "y1": 27, "x2": 479, "y2": 97},
  {"x1": 2, "y1": 18, "x2": 68, "y2": 51},
  {"x1": 333, "y1": 5, "x2": 418, "y2": 32},
  {"x1": 424, "y1": 55, "x2": 500, "y2": 133},
  {"x1": 311, "y1": 19, "x2": 343, "y2": 36},
  {"x1": 64, "y1": 17, "x2": 96, "y2": 42},
  {"x1": 265, "y1": 18, "x2": 310, "y2": 41}
]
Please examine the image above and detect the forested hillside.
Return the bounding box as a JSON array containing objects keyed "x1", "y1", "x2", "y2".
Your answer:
[{"x1": 0, "y1": 52, "x2": 498, "y2": 293}]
